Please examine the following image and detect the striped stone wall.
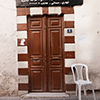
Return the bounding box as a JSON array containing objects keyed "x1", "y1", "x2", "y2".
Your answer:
[{"x1": 17, "y1": 7, "x2": 76, "y2": 95}]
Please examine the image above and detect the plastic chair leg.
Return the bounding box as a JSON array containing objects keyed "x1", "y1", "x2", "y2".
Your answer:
[
  {"x1": 84, "y1": 85, "x2": 86, "y2": 96},
  {"x1": 79, "y1": 85, "x2": 82, "y2": 100},
  {"x1": 76, "y1": 85, "x2": 78, "y2": 96},
  {"x1": 91, "y1": 84, "x2": 96, "y2": 100}
]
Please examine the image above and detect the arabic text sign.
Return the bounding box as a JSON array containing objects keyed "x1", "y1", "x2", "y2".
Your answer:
[{"x1": 16, "y1": 0, "x2": 83, "y2": 7}]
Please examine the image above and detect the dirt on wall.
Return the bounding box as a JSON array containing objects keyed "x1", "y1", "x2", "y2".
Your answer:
[{"x1": 0, "y1": 71, "x2": 18, "y2": 96}]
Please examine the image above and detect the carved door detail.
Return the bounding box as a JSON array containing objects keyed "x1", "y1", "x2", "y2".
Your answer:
[{"x1": 28, "y1": 15, "x2": 64, "y2": 92}]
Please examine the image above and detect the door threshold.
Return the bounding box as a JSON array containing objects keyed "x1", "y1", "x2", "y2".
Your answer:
[{"x1": 20, "y1": 92, "x2": 69, "y2": 99}]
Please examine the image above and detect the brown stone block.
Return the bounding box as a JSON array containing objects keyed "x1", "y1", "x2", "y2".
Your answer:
[
  {"x1": 42, "y1": 7, "x2": 48, "y2": 14},
  {"x1": 18, "y1": 83, "x2": 28, "y2": 91},
  {"x1": 64, "y1": 36, "x2": 75, "y2": 43},
  {"x1": 65, "y1": 67, "x2": 72, "y2": 75},
  {"x1": 61, "y1": 7, "x2": 74, "y2": 14},
  {"x1": 17, "y1": 39, "x2": 27, "y2": 46},
  {"x1": 65, "y1": 84, "x2": 76, "y2": 91},
  {"x1": 17, "y1": 24, "x2": 27, "y2": 31},
  {"x1": 64, "y1": 21, "x2": 74, "y2": 28},
  {"x1": 17, "y1": 8, "x2": 30, "y2": 16},
  {"x1": 18, "y1": 54, "x2": 28, "y2": 61},
  {"x1": 65, "y1": 51, "x2": 75, "y2": 59},
  {"x1": 18, "y1": 68, "x2": 28, "y2": 75}
]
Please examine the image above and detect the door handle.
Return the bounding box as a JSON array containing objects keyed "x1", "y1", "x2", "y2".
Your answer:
[
  {"x1": 53, "y1": 57, "x2": 60, "y2": 59},
  {"x1": 32, "y1": 59, "x2": 41, "y2": 62},
  {"x1": 33, "y1": 57, "x2": 39, "y2": 60},
  {"x1": 30, "y1": 56, "x2": 39, "y2": 59}
]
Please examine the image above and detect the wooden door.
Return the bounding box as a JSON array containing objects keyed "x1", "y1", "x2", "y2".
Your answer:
[
  {"x1": 47, "y1": 16, "x2": 64, "y2": 92},
  {"x1": 28, "y1": 15, "x2": 64, "y2": 92}
]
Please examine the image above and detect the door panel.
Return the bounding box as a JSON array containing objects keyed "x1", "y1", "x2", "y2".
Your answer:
[
  {"x1": 30, "y1": 18, "x2": 42, "y2": 28},
  {"x1": 51, "y1": 59, "x2": 61, "y2": 66},
  {"x1": 32, "y1": 59, "x2": 42, "y2": 66},
  {"x1": 28, "y1": 16, "x2": 45, "y2": 92},
  {"x1": 30, "y1": 30, "x2": 42, "y2": 56},
  {"x1": 30, "y1": 69, "x2": 44, "y2": 91},
  {"x1": 48, "y1": 18, "x2": 61, "y2": 27},
  {"x1": 49, "y1": 68, "x2": 63, "y2": 91},
  {"x1": 49, "y1": 29, "x2": 61, "y2": 56},
  {"x1": 28, "y1": 15, "x2": 64, "y2": 92},
  {"x1": 48, "y1": 16, "x2": 63, "y2": 92}
]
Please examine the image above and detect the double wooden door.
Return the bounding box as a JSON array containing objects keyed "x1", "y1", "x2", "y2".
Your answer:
[{"x1": 28, "y1": 15, "x2": 64, "y2": 92}]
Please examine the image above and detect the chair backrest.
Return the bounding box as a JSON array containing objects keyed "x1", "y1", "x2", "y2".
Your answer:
[{"x1": 71, "y1": 64, "x2": 90, "y2": 82}]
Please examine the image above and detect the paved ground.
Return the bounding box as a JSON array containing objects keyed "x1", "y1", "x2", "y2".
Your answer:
[
  {"x1": 0, "y1": 97, "x2": 95, "y2": 100},
  {"x1": 0, "y1": 91, "x2": 99, "y2": 100}
]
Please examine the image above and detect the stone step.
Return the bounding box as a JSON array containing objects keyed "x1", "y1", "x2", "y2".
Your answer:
[{"x1": 21, "y1": 93, "x2": 69, "y2": 99}]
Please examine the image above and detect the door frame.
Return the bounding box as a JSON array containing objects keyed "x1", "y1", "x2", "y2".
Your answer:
[{"x1": 27, "y1": 14, "x2": 65, "y2": 92}]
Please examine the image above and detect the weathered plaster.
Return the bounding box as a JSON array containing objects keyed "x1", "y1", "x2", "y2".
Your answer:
[
  {"x1": 74, "y1": 0, "x2": 100, "y2": 89},
  {"x1": 0, "y1": 71, "x2": 18, "y2": 96},
  {"x1": 0, "y1": 0, "x2": 17, "y2": 95},
  {"x1": 0, "y1": 0, "x2": 100, "y2": 96}
]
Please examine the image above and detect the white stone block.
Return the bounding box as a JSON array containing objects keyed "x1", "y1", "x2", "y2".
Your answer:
[
  {"x1": 30, "y1": 7, "x2": 42, "y2": 15},
  {"x1": 18, "y1": 46, "x2": 28, "y2": 54},
  {"x1": 64, "y1": 14, "x2": 74, "y2": 21},
  {"x1": 49, "y1": 7, "x2": 61, "y2": 14},
  {"x1": 18, "y1": 61, "x2": 28, "y2": 68},
  {"x1": 66, "y1": 91, "x2": 76, "y2": 94},
  {"x1": 17, "y1": 31, "x2": 27, "y2": 39},
  {"x1": 17, "y1": 16, "x2": 27, "y2": 24},
  {"x1": 18, "y1": 91, "x2": 28, "y2": 96},
  {"x1": 18, "y1": 76, "x2": 28, "y2": 83},
  {"x1": 65, "y1": 59, "x2": 76, "y2": 67},
  {"x1": 64, "y1": 44, "x2": 75, "y2": 51},
  {"x1": 65, "y1": 75, "x2": 74, "y2": 84},
  {"x1": 64, "y1": 28, "x2": 75, "y2": 36}
]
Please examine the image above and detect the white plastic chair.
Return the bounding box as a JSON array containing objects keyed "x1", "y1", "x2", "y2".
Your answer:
[{"x1": 71, "y1": 64, "x2": 96, "y2": 100}]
